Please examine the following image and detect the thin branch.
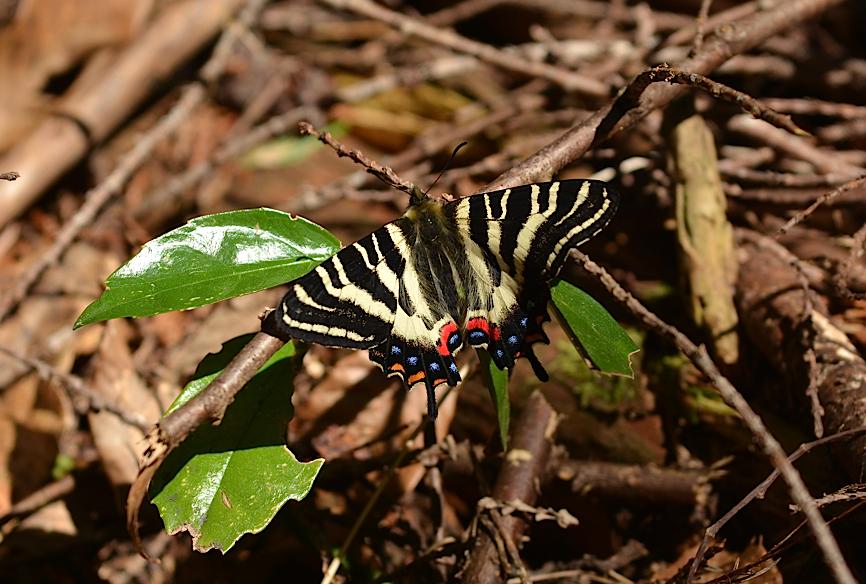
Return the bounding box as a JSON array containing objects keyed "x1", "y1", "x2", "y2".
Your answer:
[
  {"x1": 318, "y1": 0, "x2": 609, "y2": 97},
  {"x1": 486, "y1": 0, "x2": 848, "y2": 190},
  {"x1": 567, "y1": 252, "x2": 856, "y2": 584},
  {"x1": 0, "y1": 346, "x2": 150, "y2": 431},
  {"x1": 0, "y1": 0, "x2": 269, "y2": 325},
  {"x1": 691, "y1": 0, "x2": 715, "y2": 55},
  {"x1": 298, "y1": 121, "x2": 415, "y2": 195},
  {"x1": 640, "y1": 66, "x2": 808, "y2": 136},
  {"x1": 775, "y1": 175, "x2": 866, "y2": 236},
  {"x1": 686, "y1": 428, "x2": 866, "y2": 581}
]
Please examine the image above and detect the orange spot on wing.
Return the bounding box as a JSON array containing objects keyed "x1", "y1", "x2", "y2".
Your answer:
[
  {"x1": 390, "y1": 363, "x2": 405, "y2": 373},
  {"x1": 408, "y1": 372, "x2": 426, "y2": 384}
]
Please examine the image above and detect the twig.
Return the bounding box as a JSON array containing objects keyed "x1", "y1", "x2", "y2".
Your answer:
[
  {"x1": 719, "y1": 166, "x2": 855, "y2": 188},
  {"x1": 0, "y1": 0, "x2": 269, "y2": 325},
  {"x1": 762, "y1": 97, "x2": 866, "y2": 120},
  {"x1": 567, "y1": 251, "x2": 856, "y2": 584},
  {"x1": 131, "y1": 106, "x2": 319, "y2": 220},
  {"x1": 833, "y1": 221, "x2": 866, "y2": 301},
  {"x1": 691, "y1": 0, "x2": 715, "y2": 55},
  {"x1": 774, "y1": 175, "x2": 866, "y2": 236},
  {"x1": 0, "y1": 346, "x2": 150, "y2": 431},
  {"x1": 0, "y1": 474, "x2": 76, "y2": 528},
  {"x1": 0, "y1": 171, "x2": 19, "y2": 181},
  {"x1": 318, "y1": 0, "x2": 609, "y2": 97},
  {"x1": 486, "y1": 0, "x2": 848, "y2": 190},
  {"x1": 729, "y1": 115, "x2": 862, "y2": 175},
  {"x1": 298, "y1": 121, "x2": 415, "y2": 195},
  {"x1": 629, "y1": 67, "x2": 808, "y2": 136},
  {"x1": 461, "y1": 391, "x2": 557, "y2": 584},
  {"x1": 686, "y1": 428, "x2": 866, "y2": 581},
  {"x1": 792, "y1": 484, "x2": 866, "y2": 512}
]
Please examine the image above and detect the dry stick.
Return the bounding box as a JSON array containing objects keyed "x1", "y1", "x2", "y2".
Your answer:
[
  {"x1": 833, "y1": 221, "x2": 866, "y2": 302},
  {"x1": 667, "y1": 0, "x2": 758, "y2": 48},
  {"x1": 318, "y1": 0, "x2": 609, "y2": 98},
  {"x1": 0, "y1": 0, "x2": 268, "y2": 325},
  {"x1": 720, "y1": 166, "x2": 855, "y2": 188},
  {"x1": 728, "y1": 115, "x2": 863, "y2": 175},
  {"x1": 293, "y1": 90, "x2": 545, "y2": 212},
  {"x1": 0, "y1": 0, "x2": 248, "y2": 230},
  {"x1": 0, "y1": 474, "x2": 75, "y2": 528},
  {"x1": 762, "y1": 97, "x2": 866, "y2": 120},
  {"x1": 796, "y1": 484, "x2": 866, "y2": 511},
  {"x1": 131, "y1": 105, "x2": 319, "y2": 221},
  {"x1": 486, "y1": 0, "x2": 848, "y2": 191},
  {"x1": 685, "y1": 428, "x2": 866, "y2": 582},
  {"x1": 0, "y1": 171, "x2": 19, "y2": 181},
  {"x1": 298, "y1": 122, "x2": 415, "y2": 195},
  {"x1": 643, "y1": 66, "x2": 808, "y2": 136},
  {"x1": 0, "y1": 86, "x2": 200, "y2": 325},
  {"x1": 0, "y1": 346, "x2": 150, "y2": 431},
  {"x1": 774, "y1": 175, "x2": 866, "y2": 236},
  {"x1": 568, "y1": 251, "x2": 856, "y2": 584},
  {"x1": 691, "y1": 0, "x2": 715, "y2": 55},
  {"x1": 126, "y1": 331, "x2": 284, "y2": 553},
  {"x1": 461, "y1": 391, "x2": 557, "y2": 584}
]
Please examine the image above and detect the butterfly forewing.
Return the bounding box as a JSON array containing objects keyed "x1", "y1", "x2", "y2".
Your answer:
[
  {"x1": 266, "y1": 178, "x2": 619, "y2": 418},
  {"x1": 270, "y1": 222, "x2": 407, "y2": 348}
]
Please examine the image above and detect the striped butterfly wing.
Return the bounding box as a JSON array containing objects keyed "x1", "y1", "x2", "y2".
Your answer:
[
  {"x1": 268, "y1": 223, "x2": 407, "y2": 349},
  {"x1": 265, "y1": 179, "x2": 618, "y2": 419},
  {"x1": 447, "y1": 179, "x2": 619, "y2": 374}
]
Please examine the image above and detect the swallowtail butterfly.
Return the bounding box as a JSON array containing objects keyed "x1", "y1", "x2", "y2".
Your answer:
[{"x1": 263, "y1": 180, "x2": 619, "y2": 419}]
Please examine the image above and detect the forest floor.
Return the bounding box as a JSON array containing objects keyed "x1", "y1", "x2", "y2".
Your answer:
[{"x1": 1, "y1": 0, "x2": 866, "y2": 582}]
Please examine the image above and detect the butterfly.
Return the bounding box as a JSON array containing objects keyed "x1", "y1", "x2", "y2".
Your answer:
[{"x1": 263, "y1": 179, "x2": 619, "y2": 419}]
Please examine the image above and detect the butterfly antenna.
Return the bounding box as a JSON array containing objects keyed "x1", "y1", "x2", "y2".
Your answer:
[{"x1": 423, "y1": 141, "x2": 468, "y2": 198}]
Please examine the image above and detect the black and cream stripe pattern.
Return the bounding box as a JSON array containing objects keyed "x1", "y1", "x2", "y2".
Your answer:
[{"x1": 264, "y1": 179, "x2": 619, "y2": 418}]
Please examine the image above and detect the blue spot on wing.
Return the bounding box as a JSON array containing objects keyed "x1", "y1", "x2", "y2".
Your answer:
[
  {"x1": 449, "y1": 362, "x2": 459, "y2": 373},
  {"x1": 407, "y1": 356, "x2": 419, "y2": 366},
  {"x1": 391, "y1": 345, "x2": 402, "y2": 355},
  {"x1": 507, "y1": 335, "x2": 519, "y2": 346},
  {"x1": 429, "y1": 362, "x2": 440, "y2": 372}
]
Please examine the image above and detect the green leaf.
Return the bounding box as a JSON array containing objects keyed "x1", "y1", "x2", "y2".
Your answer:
[
  {"x1": 75, "y1": 209, "x2": 340, "y2": 328},
  {"x1": 551, "y1": 280, "x2": 639, "y2": 377},
  {"x1": 151, "y1": 335, "x2": 323, "y2": 553},
  {"x1": 479, "y1": 350, "x2": 510, "y2": 450}
]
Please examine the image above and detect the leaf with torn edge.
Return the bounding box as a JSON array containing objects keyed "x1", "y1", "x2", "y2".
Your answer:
[
  {"x1": 75, "y1": 208, "x2": 340, "y2": 328},
  {"x1": 551, "y1": 279, "x2": 639, "y2": 377},
  {"x1": 150, "y1": 335, "x2": 323, "y2": 553}
]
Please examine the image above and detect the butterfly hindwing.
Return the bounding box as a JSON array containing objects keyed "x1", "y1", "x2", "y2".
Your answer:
[{"x1": 448, "y1": 179, "x2": 618, "y2": 376}]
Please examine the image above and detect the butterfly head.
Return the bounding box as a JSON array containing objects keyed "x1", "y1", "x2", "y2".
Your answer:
[{"x1": 409, "y1": 184, "x2": 429, "y2": 207}]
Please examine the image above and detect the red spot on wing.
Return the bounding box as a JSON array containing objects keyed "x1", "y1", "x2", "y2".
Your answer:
[
  {"x1": 438, "y1": 321, "x2": 459, "y2": 356},
  {"x1": 467, "y1": 317, "x2": 490, "y2": 335}
]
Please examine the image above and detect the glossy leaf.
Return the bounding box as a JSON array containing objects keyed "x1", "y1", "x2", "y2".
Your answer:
[
  {"x1": 151, "y1": 335, "x2": 323, "y2": 553},
  {"x1": 551, "y1": 280, "x2": 639, "y2": 377},
  {"x1": 75, "y1": 209, "x2": 340, "y2": 328},
  {"x1": 479, "y1": 349, "x2": 510, "y2": 450}
]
